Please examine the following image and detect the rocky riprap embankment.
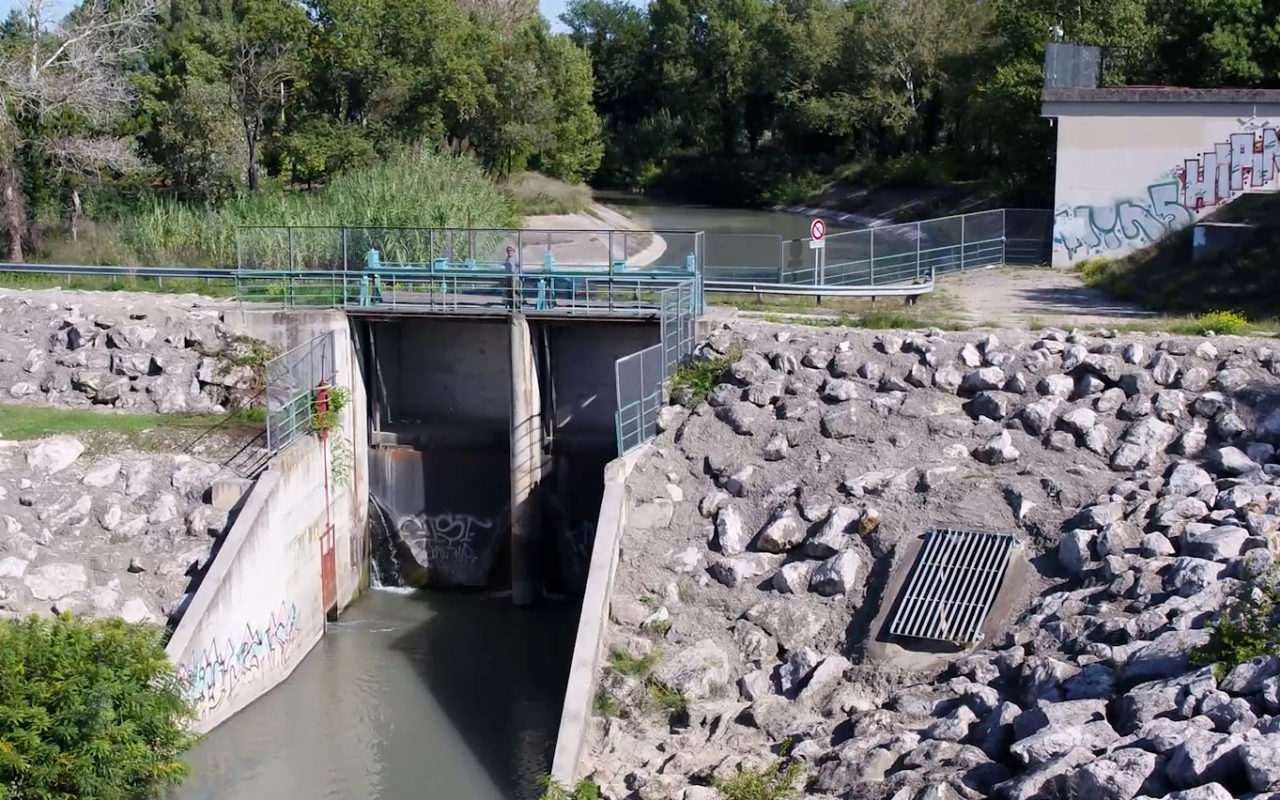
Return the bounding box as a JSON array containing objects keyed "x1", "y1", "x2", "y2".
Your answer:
[
  {"x1": 0, "y1": 436, "x2": 235, "y2": 625},
  {"x1": 0, "y1": 290, "x2": 266, "y2": 412},
  {"x1": 584, "y1": 322, "x2": 1280, "y2": 800}
]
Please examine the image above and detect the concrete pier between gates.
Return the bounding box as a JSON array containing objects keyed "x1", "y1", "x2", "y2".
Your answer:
[{"x1": 509, "y1": 315, "x2": 545, "y2": 607}]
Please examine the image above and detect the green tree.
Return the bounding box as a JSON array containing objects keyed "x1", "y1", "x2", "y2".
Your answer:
[
  {"x1": 223, "y1": 0, "x2": 310, "y2": 190},
  {"x1": 1149, "y1": 0, "x2": 1280, "y2": 87},
  {"x1": 0, "y1": 615, "x2": 196, "y2": 800},
  {"x1": 531, "y1": 34, "x2": 602, "y2": 181}
]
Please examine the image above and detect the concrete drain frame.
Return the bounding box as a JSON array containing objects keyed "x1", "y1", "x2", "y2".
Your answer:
[{"x1": 887, "y1": 527, "x2": 1020, "y2": 647}]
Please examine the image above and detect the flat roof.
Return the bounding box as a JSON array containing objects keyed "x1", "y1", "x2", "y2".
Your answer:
[{"x1": 1043, "y1": 87, "x2": 1280, "y2": 104}]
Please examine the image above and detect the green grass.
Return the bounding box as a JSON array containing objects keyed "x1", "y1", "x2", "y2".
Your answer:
[
  {"x1": 502, "y1": 172, "x2": 591, "y2": 216},
  {"x1": 0, "y1": 403, "x2": 262, "y2": 442},
  {"x1": 35, "y1": 149, "x2": 519, "y2": 269},
  {"x1": 607, "y1": 648, "x2": 657, "y2": 678},
  {"x1": 712, "y1": 749, "x2": 805, "y2": 800},
  {"x1": 1102, "y1": 314, "x2": 1279, "y2": 337},
  {"x1": 1078, "y1": 192, "x2": 1280, "y2": 319},
  {"x1": 646, "y1": 681, "x2": 688, "y2": 715},
  {"x1": 0, "y1": 271, "x2": 237, "y2": 297},
  {"x1": 1191, "y1": 565, "x2": 1279, "y2": 679},
  {"x1": 756, "y1": 311, "x2": 969, "y2": 331},
  {"x1": 537, "y1": 777, "x2": 602, "y2": 800},
  {"x1": 592, "y1": 689, "x2": 620, "y2": 717},
  {"x1": 711, "y1": 287, "x2": 967, "y2": 330},
  {"x1": 670, "y1": 352, "x2": 735, "y2": 405}
]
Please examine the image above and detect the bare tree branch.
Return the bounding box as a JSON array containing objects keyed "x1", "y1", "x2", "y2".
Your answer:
[
  {"x1": 1, "y1": 0, "x2": 158, "y2": 125},
  {"x1": 45, "y1": 135, "x2": 143, "y2": 176}
]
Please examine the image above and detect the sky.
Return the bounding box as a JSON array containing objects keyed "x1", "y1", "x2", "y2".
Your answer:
[{"x1": 1, "y1": 0, "x2": 582, "y2": 32}]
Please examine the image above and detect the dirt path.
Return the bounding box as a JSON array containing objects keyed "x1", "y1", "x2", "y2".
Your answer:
[{"x1": 940, "y1": 266, "x2": 1153, "y2": 328}]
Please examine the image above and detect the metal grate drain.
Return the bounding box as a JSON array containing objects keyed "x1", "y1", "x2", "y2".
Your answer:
[{"x1": 888, "y1": 527, "x2": 1018, "y2": 645}]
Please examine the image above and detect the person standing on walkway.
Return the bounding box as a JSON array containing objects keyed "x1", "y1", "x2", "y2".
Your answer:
[{"x1": 503, "y1": 245, "x2": 521, "y2": 308}]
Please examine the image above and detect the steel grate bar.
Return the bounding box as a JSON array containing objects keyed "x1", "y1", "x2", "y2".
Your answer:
[{"x1": 889, "y1": 528, "x2": 1018, "y2": 645}]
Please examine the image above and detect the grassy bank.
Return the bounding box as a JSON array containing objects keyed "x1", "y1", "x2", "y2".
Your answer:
[
  {"x1": 1078, "y1": 193, "x2": 1280, "y2": 320},
  {"x1": 620, "y1": 147, "x2": 1038, "y2": 222},
  {"x1": 0, "y1": 403, "x2": 263, "y2": 452},
  {"x1": 503, "y1": 172, "x2": 592, "y2": 216},
  {"x1": 36, "y1": 150, "x2": 522, "y2": 268}
]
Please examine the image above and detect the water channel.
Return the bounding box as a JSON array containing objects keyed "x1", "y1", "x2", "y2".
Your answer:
[{"x1": 173, "y1": 196, "x2": 820, "y2": 800}]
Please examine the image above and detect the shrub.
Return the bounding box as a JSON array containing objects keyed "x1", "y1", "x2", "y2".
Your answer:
[
  {"x1": 0, "y1": 615, "x2": 197, "y2": 800},
  {"x1": 537, "y1": 776, "x2": 602, "y2": 800},
  {"x1": 670, "y1": 352, "x2": 735, "y2": 406},
  {"x1": 712, "y1": 745, "x2": 805, "y2": 800},
  {"x1": 1190, "y1": 565, "x2": 1280, "y2": 678},
  {"x1": 1193, "y1": 310, "x2": 1250, "y2": 336}
]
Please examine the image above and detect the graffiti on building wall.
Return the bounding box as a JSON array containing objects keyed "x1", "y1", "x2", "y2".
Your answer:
[
  {"x1": 1176, "y1": 124, "x2": 1279, "y2": 211},
  {"x1": 397, "y1": 512, "x2": 495, "y2": 582},
  {"x1": 1053, "y1": 181, "x2": 1194, "y2": 259},
  {"x1": 176, "y1": 601, "x2": 302, "y2": 718},
  {"x1": 1054, "y1": 122, "x2": 1280, "y2": 261}
]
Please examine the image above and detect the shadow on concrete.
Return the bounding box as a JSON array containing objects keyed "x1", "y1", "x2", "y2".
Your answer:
[
  {"x1": 390, "y1": 590, "x2": 582, "y2": 800},
  {"x1": 1015, "y1": 286, "x2": 1156, "y2": 319}
]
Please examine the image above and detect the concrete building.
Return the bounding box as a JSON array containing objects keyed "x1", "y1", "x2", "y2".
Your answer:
[{"x1": 1043, "y1": 83, "x2": 1280, "y2": 267}]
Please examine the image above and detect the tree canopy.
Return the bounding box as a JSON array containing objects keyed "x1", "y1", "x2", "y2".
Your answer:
[{"x1": 1, "y1": 0, "x2": 1278, "y2": 259}]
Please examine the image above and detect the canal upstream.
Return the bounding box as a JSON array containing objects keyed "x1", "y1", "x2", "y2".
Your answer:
[{"x1": 172, "y1": 197, "x2": 828, "y2": 800}]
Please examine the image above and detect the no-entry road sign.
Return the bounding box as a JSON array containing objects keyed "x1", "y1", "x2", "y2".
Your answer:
[{"x1": 809, "y1": 218, "x2": 826, "y2": 249}]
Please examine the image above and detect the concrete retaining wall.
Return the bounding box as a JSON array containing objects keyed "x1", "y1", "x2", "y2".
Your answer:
[
  {"x1": 224, "y1": 308, "x2": 370, "y2": 609},
  {"x1": 550, "y1": 447, "x2": 646, "y2": 784},
  {"x1": 1043, "y1": 92, "x2": 1280, "y2": 266},
  {"x1": 166, "y1": 308, "x2": 370, "y2": 732},
  {"x1": 165, "y1": 437, "x2": 329, "y2": 733}
]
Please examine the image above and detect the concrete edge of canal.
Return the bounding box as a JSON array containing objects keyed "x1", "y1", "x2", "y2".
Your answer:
[{"x1": 550, "y1": 446, "x2": 648, "y2": 784}]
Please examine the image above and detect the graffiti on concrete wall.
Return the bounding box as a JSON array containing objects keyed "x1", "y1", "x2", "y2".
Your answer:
[
  {"x1": 397, "y1": 512, "x2": 495, "y2": 583},
  {"x1": 176, "y1": 601, "x2": 302, "y2": 718},
  {"x1": 1054, "y1": 121, "x2": 1280, "y2": 262},
  {"x1": 1053, "y1": 181, "x2": 1194, "y2": 260},
  {"x1": 1176, "y1": 122, "x2": 1279, "y2": 211}
]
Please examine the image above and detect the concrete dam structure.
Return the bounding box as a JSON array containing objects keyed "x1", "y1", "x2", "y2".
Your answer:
[{"x1": 358, "y1": 314, "x2": 659, "y2": 598}]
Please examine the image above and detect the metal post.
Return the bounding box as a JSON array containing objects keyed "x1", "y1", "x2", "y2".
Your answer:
[
  {"x1": 288, "y1": 226, "x2": 295, "y2": 271},
  {"x1": 777, "y1": 237, "x2": 785, "y2": 283},
  {"x1": 342, "y1": 228, "x2": 348, "y2": 271},
  {"x1": 916, "y1": 222, "x2": 922, "y2": 282},
  {"x1": 869, "y1": 229, "x2": 875, "y2": 285},
  {"x1": 1001, "y1": 208, "x2": 1008, "y2": 264},
  {"x1": 960, "y1": 214, "x2": 967, "y2": 272}
]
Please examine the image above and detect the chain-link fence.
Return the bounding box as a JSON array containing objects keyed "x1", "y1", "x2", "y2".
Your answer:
[
  {"x1": 237, "y1": 226, "x2": 702, "y2": 274},
  {"x1": 615, "y1": 283, "x2": 697, "y2": 454},
  {"x1": 265, "y1": 330, "x2": 337, "y2": 453},
  {"x1": 706, "y1": 208, "x2": 1052, "y2": 292}
]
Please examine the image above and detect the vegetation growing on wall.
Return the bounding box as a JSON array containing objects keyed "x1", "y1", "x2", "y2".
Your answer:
[{"x1": 0, "y1": 615, "x2": 197, "y2": 799}]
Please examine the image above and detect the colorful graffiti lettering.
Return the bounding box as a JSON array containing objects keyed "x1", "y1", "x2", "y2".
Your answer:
[
  {"x1": 1177, "y1": 125, "x2": 1279, "y2": 211},
  {"x1": 1053, "y1": 181, "x2": 1194, "y2": 259},
  {"x1": 175, "y1": 601, "x2": 302, "y2": 718},
  {"x1": 1053, "y1": 123, "x2": 1280, "y2": 263}
]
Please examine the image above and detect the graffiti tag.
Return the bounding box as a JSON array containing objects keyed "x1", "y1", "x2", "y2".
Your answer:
[
  {"x1": 398, "y1": 513, "x2": 495, "y2": 584},
  {"x1": 175, "y1": 601, "x2": 302, "y2": 718},
  {"x1": 1177, "y1": 126, "x2": 1279, "y2": 211},
  {"x1": 1053, "y1": 181, "x2": 1193, "y2": 259},
  {"x1": 1053, "y1": 124, "x2": 1280, "y2": 263}
]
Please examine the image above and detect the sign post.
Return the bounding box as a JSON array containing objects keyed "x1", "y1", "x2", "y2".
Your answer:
[{"x1": 808, "y1": 218, "x2": 826, "y2": 288}]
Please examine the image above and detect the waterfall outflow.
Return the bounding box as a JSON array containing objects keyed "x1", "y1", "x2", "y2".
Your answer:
[{"x1": 368, "y1": 494, "x2": 408, "y2": 589}]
